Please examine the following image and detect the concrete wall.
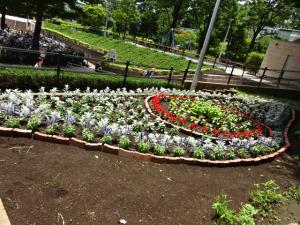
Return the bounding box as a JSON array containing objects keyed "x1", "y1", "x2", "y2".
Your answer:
[
  {"x1": 260, "y1": 40, "x2": 300, "y2": 80},
  {"x1": 0, "y1": 14, "x2": 35, "y2": 31}
]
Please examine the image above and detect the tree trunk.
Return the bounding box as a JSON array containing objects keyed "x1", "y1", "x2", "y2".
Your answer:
[
  {"x1": 32, "y1": 10, "x2": 43, "y2": 50},
  {"x1": 246, "y1": 30, "x2": 260, "y2": 57},
  {"x1": 168, "y1": 0, "x2": 184, "y2": 46},
  {"x1": 196, "y1": 15, "x2": 211, "y2": 54},
  {"x1": 1, "y1": 1, "x2": 7, "y2": 30}
]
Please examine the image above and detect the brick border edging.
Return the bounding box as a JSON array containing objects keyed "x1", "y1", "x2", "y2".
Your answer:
[{"x1": 0, "y1": 107, "x2": 295, "y2": 167}]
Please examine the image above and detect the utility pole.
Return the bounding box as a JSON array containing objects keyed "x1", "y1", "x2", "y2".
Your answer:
[
  {"x1": 190, "y1": 0, "x2": 222, "y2": 91},
  {"x1": 218, "y1": 19, "x2": 233, "y2": 61}
]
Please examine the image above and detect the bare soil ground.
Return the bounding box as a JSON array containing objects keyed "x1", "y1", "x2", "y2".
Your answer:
[{"x1": 0, "y1": 113, "x2": 299, "y2": 225}]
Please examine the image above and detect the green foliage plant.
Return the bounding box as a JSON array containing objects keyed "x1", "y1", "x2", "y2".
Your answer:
[
  {"x1": 137, "y1": 141, "x2": 151, "y2": 153},
  {"x1": 82, "y1": 129, "x2": 94, "y2": 143},
  {"x1": 192, "y1": 147, "x2": 205, "y2": 159},
  {"x1": 169, "y1": 127, "x2": 180, "y2": 136},
  {"x1": 26, "y1": 115, "x2": 41, "y2": 131},
  {"x1": 153, "y1": 144, "x2": 166, "y2": 156},
  {"x1": 46, "y1": 124, "x2": 58, "y2": 135},
  {"x1": 249, "y1": 180, "x2": 286, "y2": 217},
  {"x1": 63, "y1": 124, "x2": 76, "y2": 138},
  {"x1": 101, "y1": 135, "x2": 113, "y2": 144},
  {"x1": 246, "y1": 52, "x2": 265, "y2": 73},
  {"x1": 7, "y1": 116, "x2": 20, "y2": 128},
  {"x1": 172, "y1": 146, "x2": 185, "y2": 157},
  {"x1": 118, "y1": 136, "x2": 131, "y2": 149},
  {"x1": 212, "y1": 194, "x2": 236, "y2": 225}
]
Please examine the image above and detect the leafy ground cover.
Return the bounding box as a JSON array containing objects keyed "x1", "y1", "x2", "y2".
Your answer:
[
  {"x1": 0, "y1": 67, "x2": 180, "y2": 91},
  {"x1": 212, "y1": 180, "x2": 300, "y2": 225},
  {"x1": 43, "y1": 22, "x2": 199, "y2": 72},
  {"x1": 0, "y1": 87, "x2": 292, "y2": 161}
]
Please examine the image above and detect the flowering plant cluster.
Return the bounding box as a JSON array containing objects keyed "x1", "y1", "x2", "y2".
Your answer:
[
  {"x1": 151, "y1": 94, "x2": 266, "y2": 139},
  {"x1": 0, "y1": 86, "x2": 291, "y2": 161}
]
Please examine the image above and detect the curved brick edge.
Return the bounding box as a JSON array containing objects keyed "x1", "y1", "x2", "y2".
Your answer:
[
  {"x1": 0, "y1": 109, "x2": 295, "y2": 167},
  {"x1": 144, "y1": 95, "x2": 273, "y2": 141}
]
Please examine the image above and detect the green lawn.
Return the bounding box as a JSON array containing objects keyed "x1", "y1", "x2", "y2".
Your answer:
[{"x1": 43, "y1": 22, "x2": 198, "y2": 72}]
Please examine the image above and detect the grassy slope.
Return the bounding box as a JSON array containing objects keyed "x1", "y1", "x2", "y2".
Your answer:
[{"x1": 43, "y1": 22, "x2": 198, "y2": 72}]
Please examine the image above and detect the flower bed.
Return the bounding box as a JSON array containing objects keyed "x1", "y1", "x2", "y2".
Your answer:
[{"x1": 0, "y1": 87, "x2": 294, "y2": 165}]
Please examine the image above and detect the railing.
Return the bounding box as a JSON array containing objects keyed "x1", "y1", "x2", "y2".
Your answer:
[
  {"x1": 1, "y1": 46, "x2": 299, "y2": 90},
  {"x1": 0, "y1": 46, "x2": 191, "y2": 87}
]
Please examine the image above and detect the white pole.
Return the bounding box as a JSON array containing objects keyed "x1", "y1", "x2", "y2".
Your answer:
[
  {"x1": 218, "y1": 19, "x2": 232, "y2": 61},
  {"x1": 190, "y1": 0, "x2": 222, "y2": 91}
]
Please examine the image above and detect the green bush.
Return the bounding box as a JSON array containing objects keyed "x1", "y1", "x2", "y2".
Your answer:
[
  {"x1": 46, "y1": 124, "x2": 58, "y2": 135},
  {"x1": 101, "y1": 135, "x2": 113, "y2": 144},
  {"x1": 118, "y1": 136, "x2": 131, "y2": 149},
  {"x1": 172, "y1": 146, "x2": 185, "y2": 157},
  {"x1": 192, "y1": 148, "x2": 205, "y2": 159},
  {"x1": 82, "y1": 129, "x2": 94, "y2": 142},
  {"x1": 63, "y1": 124, "x2": 76, "y2": 138},
  {"x1": 0, "y1": 67, "x2": 181, "y2": 91},
  {"x1": 153, "y1": 145, "x2": 166, "y2": 156},
  {"x1": 137, "y1": 141, "x2": 151, "y2": 153},
  {"x1": 26, "y1": 115, "x2": 41, "y2": 131},
  {"x1": 7, "y1": 116, "x2": 20, "y2": 128},
  {"x1": 246, "y1": 52, "x2": 265, "y2": 73}
]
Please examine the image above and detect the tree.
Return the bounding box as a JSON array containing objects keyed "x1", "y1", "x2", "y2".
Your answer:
[
  {"x1": 23, "y1": 0, "x2": 78, "y2": 49},
  {"x1": 154, "y1": 0, "x2": 190, "y2": 45},
  {"x1": 81, "y1": 4, "x2": 107, "y2": 28},
  {"x1": 112, "y1": 0, "x2": 140, "y2": 38},
  {"x1": 244, "y1": 0, "x2": 292, "y2": 55},
  {"x1": 0, "y1": 0, "x2": 8, "y2": 30}
]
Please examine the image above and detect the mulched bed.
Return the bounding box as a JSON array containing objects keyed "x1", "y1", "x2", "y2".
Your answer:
[{"x1": 0, "y1": 112, "x2": 299, "y2": 225}]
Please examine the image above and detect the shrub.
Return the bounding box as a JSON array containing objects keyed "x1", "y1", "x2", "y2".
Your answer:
[
  {"x1": 237, "y1": 148, "x2": 250, "y2": 159},
  {"x1": 169, "y1": 127, "x2": 179, "y2": 136},
  {"x1": 153, "y1": 145, "x2": 166, "y2": 156},
  {"x1": 192, "y1": 148, "x2": 205, "y2": 159},
  {"x1": 246, "y1": 52, "x2": 265, "y2": 73},
  {"x1": 132, "y1": 122, "x2": 143, "y2": 132},
  {"x1": 225, "y1": 148, "x2": 236, "y2": 160},
  {"x1": 82, "y1": 129, "x2": 94, "y2": 142},
  {"x1": 26, "y1": 115, "x2": 41, "y2": 131},
  {"x1": 63, "y1": 124, "x2": 76, "y2": 137},
  {"x1": 0, "y1": 67, "x2": 181, "y2": 91},
  {"x1": 212, "y1": 194, "x2": 236, "y2": 224},
  {"x1": 7, "y1": 116, "x2": 20, "y2": 128},
  {"x1": 172, "y1": 146, "x2": 185, "y2": 157},
  {"x1": 210, "y1": 147, "x2": 225, "y2": 160},
  {"x1": 249, "y1": 180, "x2": 285, "y2": 217},
  {"x1": 236, "y1": 204, "x2": 257, "y2": 225},
  {"x1": 101, "y1": 135, "x2": 113, "y2": 144},
  {"x1": 137, "y1": 141, "x2": 151, "y2": 153},
  {"x1": 119, "y1": 136, "x2": 131, "y2": 149},
  {"x1": 46, "y1": 124, "x2": 58, "y2": 135}
]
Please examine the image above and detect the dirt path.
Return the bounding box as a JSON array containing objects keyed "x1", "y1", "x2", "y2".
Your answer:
[{"x1": 0, "y1": 111, "x2": 299, "y2": 225}]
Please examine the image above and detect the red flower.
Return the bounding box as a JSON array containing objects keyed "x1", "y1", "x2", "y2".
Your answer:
[
  {"x1": 189, "y1": 122, "x2": 198, "y2": 129},
  {"x1": 201, "y1": 126, "x2": 210, "y2": 133}
]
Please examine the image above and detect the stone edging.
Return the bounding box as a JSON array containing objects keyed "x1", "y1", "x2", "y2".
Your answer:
[{"x1": 0, "y1": 106, "x2": 295, "y2": 167}]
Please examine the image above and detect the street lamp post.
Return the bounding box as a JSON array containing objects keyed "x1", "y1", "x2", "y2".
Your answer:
[{"x1": 190, "y1": 0, "x2": 222, "y2": 91}]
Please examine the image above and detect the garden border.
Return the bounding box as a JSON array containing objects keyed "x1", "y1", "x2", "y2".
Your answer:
[{"x1": 0, "y1": 95, "x2": 295, "y2": 167}]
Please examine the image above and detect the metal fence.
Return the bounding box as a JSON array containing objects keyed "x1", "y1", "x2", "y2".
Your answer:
[
  {"x1": 0, "y1": 46, "x2": 299, "y2": 90},
  {"x1": 0, "y1": 46, "x2": 191, "y2": 87}
]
